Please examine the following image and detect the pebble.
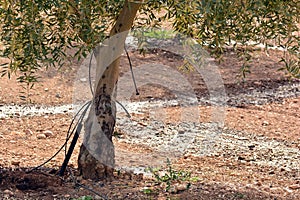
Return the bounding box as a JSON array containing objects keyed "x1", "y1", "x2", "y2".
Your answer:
[
  {"x1": 255, "y1": 181, "x2": 262, "y2": 186},
  {"x1": 80, "y1": 78, "x2": 87, "y2": 82},
  {"x1": 254, "y1": 81, "x2": 262, "y2": 86},
  {"x1": 11, "y1": 160, "x2": 20, "y2": 166},
  {"x1": 270, "y1": 187, "x2": 284, "y2": 193},
  {"x1": 25, "y1": 129, "x2": 33, "y2": 135},
  {"x1": 262, "y1": 121, "x2": 269, "y2": 126},
  {"x1": 284, "y1": 187, "x2": 293, "y2": 193},
  {"x1": 3, "y1": 189, "x2": 14, "y2": 196},
  {"x1": 138, "y1": 122, "x2": 148, "y2": 126},
  {"x1": 169, "y1": 183, "x2": 188, "y2": 193},
  {"x1": 289, "y1": 184, "x2": 300, "y2": 190},
  {"x1": 175, "y1": 183, "x2": 188, "y2": 192},
  {"x1": 248, "y1": 145, "x2": 255, "y2": 150},
  {"x1": 43, "y1": 130, "x2": 54, "y2": 137},
  {"x1": 178, "y1": 129, "x2": 185, "y2": 134},
  {"x1": 36, "y1": 133, "x2": 47, "y2": 139}
]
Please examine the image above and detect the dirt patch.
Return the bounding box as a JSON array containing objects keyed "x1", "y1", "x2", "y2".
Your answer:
[
  {"x1": 0, "y1": 48, "x2": 296, "y2": 105},
  {"x1": 0, "y1": 48, "x2": 300, "y2": 199}
]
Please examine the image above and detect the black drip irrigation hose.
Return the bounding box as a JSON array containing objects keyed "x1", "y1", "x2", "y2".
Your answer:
[
  {"x1": 58, "y1": 101, "x2": 91, "y2": 176},
  {"x1": 26, "y1": 45, "x2": 139, "y2": 199},
  {"x1": 26, "y1": 101, "x2": 91, "y2": 174}
]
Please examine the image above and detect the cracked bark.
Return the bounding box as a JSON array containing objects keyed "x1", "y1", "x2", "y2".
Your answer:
[{"x1": 78, "y1": 0, "x2": 143, "y2": 180}]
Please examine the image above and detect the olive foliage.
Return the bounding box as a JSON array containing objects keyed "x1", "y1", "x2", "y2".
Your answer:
[{"x1": 0, "y1": 0, "x2": 299, "y2": 88}]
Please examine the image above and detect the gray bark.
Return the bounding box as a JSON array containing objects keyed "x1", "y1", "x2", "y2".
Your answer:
[{"x1": 77, "y1": 0, "x2": 142, "y2": 180}]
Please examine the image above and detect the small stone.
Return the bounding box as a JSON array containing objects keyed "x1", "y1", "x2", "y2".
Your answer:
[
  {"x1": 255, "y1": 181, "x2": 262, "y2": 186},
  {"x1": 178, "y1": 129, "x2": 185, "y2": 134},
  {"x1": 80, "y1": 78, "x2": 87, "y2": 82},
  {"x1": 11, "y1": 161, "x2": 20, "y2": 166},
  {"x1": 280, "y1": 167, "x2": 291, "y2": 172},
  {"x1": 248, "y1": 145, "x2": 255, "y2": 150},
  {"x1": 138, "y1": 122, "x2": 148, "y2": 126},
  {"x1": 238, "y1": 156, "x2": 245, "y2": 161},
  {"x1": 262, "y1": 121, "x2": 269, "y2": 126},
  {"x1": 289, "y1": 184, "x2": 300, "y2": 190},
  {"x1": 254, "y1": 81, "x2": 262, "y2": 86},
  {"x1": 175, "y1": 183, "x2": 188, "y2": 192},
  {"x1": 55, "y1": 93, "x2": 62, "y2": 98},
  {"x1": 168, "y1": 183, "x2": 188, "y2": 194},
  {"x1": 64, "y1": 194, "x2": 70, "y2": 198},
  {"x1": 270, "y1": 187, "x2": 284, "y2": 193},
  {"x1": 284, "y1": 187, "x2": 293, "y2": 193},
  {"x1": 3, "y1": 189, "x2": 14, "y2": 196},
  {"x1": 25, "y1": 129, "x2": 33, "y2": 135},
  {"x1": 37, "y1": 133, "x2": 47, "y2": 139},
  {"x1": 81, "y1": 179, "x2": 89, "y2": 185},
  {"x1": 44, "y1": 88, "x2": 49, "y2": 91},
  {"x1": 43, "y1": 130, "x2": 54, "y2": 137},
  {"x1": 10, "y1": 140, "x2": 17, "y2": 143}
]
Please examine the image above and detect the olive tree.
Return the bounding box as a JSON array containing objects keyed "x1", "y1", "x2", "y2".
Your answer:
[{"x1": 0, "y1": 0, "x2": 299, "y2": 180}]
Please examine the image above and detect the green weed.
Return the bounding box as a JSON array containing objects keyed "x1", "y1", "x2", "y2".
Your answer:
[{"x1": 146, "y1": 158, "x2": 198, "y2": 192}]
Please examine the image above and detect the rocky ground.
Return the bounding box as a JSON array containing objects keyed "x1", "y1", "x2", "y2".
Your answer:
[{"x1": 0, "y1": 47, "x2": 300, "y2": 199}]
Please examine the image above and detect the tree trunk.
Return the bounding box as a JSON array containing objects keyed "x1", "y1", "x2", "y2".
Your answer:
[{"x1": 78, "y1": 0, "x2": 143, "y2": 180}]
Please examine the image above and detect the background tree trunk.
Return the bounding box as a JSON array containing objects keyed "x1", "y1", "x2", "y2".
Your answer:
[{"x1": 78, "y1": 0, "x2": 143, "y2": 180}]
